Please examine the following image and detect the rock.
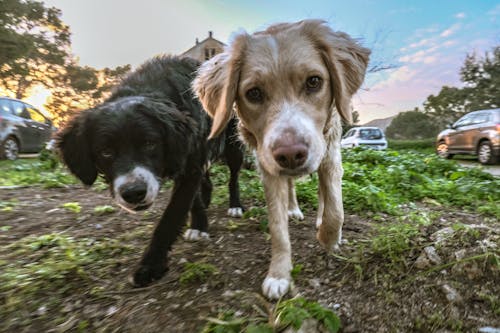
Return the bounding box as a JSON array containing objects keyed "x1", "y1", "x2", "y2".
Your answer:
[
  {"x1": 431, "y1": 227, "x2": 454, "y2": 244},
  {"x1": 106, "y1": 305, "x2": 118, "y2": 316},
  {"x1": 36, "y1": 305, "x2": 47, "y2": 316},
  {"x1": 415, "y1": 252, "x2": 431, "y2": 269},
  {"x1": 454, "y1": 249, "x2": 467, "y2": 260},
  {"x1": 308, "y1": 278, "x2": 321, "y2": 289},
  {"x1": 479, "y1": 327, "x2": 500, "y2": 333},
  {"x1": 424, "y1": 246, "x2": 442, "y2": 265},
  {"x1": 441, "y1": 284, "x2": 462, "y2": 303}
]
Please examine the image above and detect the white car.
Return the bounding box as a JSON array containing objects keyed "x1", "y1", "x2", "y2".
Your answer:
[{"x1": 341, "y1": 127, "x2": 388, "y2": 150}]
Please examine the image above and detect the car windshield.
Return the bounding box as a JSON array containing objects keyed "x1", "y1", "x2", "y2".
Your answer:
[{"x1": 359, "y1": 129, "x2": 383, "y2": 140}]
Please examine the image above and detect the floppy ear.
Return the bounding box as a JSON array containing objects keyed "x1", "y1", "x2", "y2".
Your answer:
[
  {"x1": 301, "y1": 20, "x2": 370, "y2": 124},
  {"x1": 56, "y1": 111, "x2": 98, "y2": 185},
  {"x1": 192, "y1": 33, "x2": 248, "y2": 139}
]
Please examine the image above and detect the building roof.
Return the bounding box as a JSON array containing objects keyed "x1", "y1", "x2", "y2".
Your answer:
[{"x1": 181, "y1": 31, "x2": 226, "y2": 56}]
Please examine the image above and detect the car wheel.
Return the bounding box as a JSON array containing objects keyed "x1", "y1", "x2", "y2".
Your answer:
[
  {"x1": 2, "y1": 137, "x2": 19, "y2": 160},
  {"x1": 436, "y1": 141, "x2": 453, "y2": 159},
  {"x1": 477, "y1": 141, "x2": 498, "y2": 165}
]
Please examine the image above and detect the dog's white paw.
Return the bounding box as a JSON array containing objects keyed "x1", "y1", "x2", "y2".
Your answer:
[
  {"x1": 227, "y1": 207, "x2": 243, "y2": 218},
  {"x1": 183, "y1": 229, "x2": 210, "y2": 241},
  {"x1": 262, "y1": 276, "x2": 290, "y2": 300},
  {"x1": 288, "y1": 207, "x2": 304, "y2": 220}
]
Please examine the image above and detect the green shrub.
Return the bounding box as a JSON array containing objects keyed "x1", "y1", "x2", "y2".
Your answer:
[{"x1": 388, "y1": 138, "x2": 435, "y2": 151}]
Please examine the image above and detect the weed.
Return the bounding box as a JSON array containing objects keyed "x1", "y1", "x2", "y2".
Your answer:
[
  {"x1": 179, "y1": 262, "x2": 218, "y2": 285},
  {"x1": 0, "y1": 233, "x2": 134, "y2": 315},
  {"x1": 275, "y1": 297, "x2": 341, "y2": 332},
  {"x1": 0, "y1": 159, "x2": 77, "y2": 188},
  {"x1": 291, "y1": 263, "x2": 303, "y2": 279},
  {"x1": 93, "y1": 205, "x2": 115, "y2": 215},
  {"x1": 202, "y1": 298, "x2": 340, "y2": 333},
  {"x1": 0, "y1": 198, "x2": 18, "y2": 212},
  {"x1": 62, "y1": 202, "x2": 82, "y2": 213}
]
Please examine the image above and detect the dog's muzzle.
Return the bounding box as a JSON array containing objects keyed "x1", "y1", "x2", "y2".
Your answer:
[{"x1": 119, "y1": 181, "x2": 151, "y2": 210}]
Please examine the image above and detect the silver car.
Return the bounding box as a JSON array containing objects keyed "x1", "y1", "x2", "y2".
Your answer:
[
  {"x1": 436, "y1": 108, "x2": 500, "y2": 165},
  {"x1": 341, "y1": 127, "x2": 388, "y2": 150},
  {"x1": 0, "y1": 97, "x2": 55, "y2": 160}
]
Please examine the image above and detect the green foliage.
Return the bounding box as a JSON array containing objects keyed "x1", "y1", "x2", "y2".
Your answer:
[
  {"x1": 93, "y1": 205, "x2": 115, "y2": 215},
  {"x1": 208, "y1": 149, "x2": 499, "y2": 219},
  {"x1": 202, "y1": 298, "x2": 340, "y2": 333},
  {"x1": 0, "y1": 233, "x2": 134, "y2": 312},
  {"x1": 385, "y1": 109, "x2": 439, "y2": 139},
  {"x1": 276, "y1": 297, "x2": 341, "y2": 332},
  {"x1": 423, "y1": 45, "x2": 500, "y2": 126},
  {"x1": 291, "y1": 263, "x2": 304, "y2": 279},
  {"x1": 0, "y1": 198, "x2": 18, "y2": 212},
  {"x1": 62, "y1": 202, "x2": 81, "y2": 213},
  {"x1": 0, "y1": 158, "x2": 77, "y2": 187},
  {"x1": 0, "y1": 0, "x2": 70, "y2": 98},
  {"x1": 341, "y1": 148, "x2": 500, "y2": 217},
  {"x1": 179, "y1": 262, "x2": 218, "y2": 285}
]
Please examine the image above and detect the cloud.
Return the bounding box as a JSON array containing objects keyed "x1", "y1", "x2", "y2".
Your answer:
[
  {"x1": 455, "y1": 12, "x2": 466, "y2": 19},
  {"x1": 371, "y1": 66, "x2": 417, "y2": 90},
  {"x1": 409, "y1": 38, "x2": 430, "y2": 49},
  {"x1": 440, "y1": 23, "x2": 461, "y2": 38},
  {"x1": 399, "y1": 46, "x2": 438, "y2": 64}
]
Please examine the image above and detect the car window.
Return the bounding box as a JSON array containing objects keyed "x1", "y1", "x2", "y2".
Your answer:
[
  {"x1": 26, "y1": 105, "x2": 47, "y2": 123},
  {"x1": 10, "y1": 100, "x2": 31, "y2": 119},
  {"x1": 470, "y1": 113, "x2": 489, "y2": 124},
  {"x1": 454, "y1": 114, "x2": 473, "y2": 127},
  {"x1": 359, "y1": 129, "x2": 383, "y2": 140},
  {"x1": 343, "y1": 130, "x2": 353, "y2": 139},
  {"x1": 0, "y1": 99, "x2": 14, "y2": 115}
]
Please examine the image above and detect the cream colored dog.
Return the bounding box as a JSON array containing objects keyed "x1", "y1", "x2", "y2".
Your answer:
[{"x1": 193, "y1": 19, "x2": 370, "y2": 299}]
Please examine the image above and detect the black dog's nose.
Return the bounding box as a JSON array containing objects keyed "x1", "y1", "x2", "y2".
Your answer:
[
  {"x1": 273, "y1": 144, "x2": 308, "y2": 169},
  {"x1": 121, "y1": 183, "x2": 147, "y2": 204}
]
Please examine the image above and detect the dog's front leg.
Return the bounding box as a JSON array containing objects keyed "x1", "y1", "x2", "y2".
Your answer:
[
  {"x1": 287, "y1": 178, "x2": 304, "y2": 220},
  {"x1": 316, "y1": 143, "x2": 344, "y2": 250},
  {"x1": 261, "y1": 171, "x2": 292, "y2": 299},
  {"x1": 130, "y1": 171, "x2": 202, "y2": 287}
]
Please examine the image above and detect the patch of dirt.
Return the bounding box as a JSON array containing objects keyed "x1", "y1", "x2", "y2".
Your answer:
[{"x1": 0, "y1": 185, "x2": 499, "y2": 332}]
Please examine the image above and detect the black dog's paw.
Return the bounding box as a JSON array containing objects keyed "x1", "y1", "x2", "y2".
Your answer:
[{"x1": 128, "y1": 263, "x2": 168, "y2": 287}]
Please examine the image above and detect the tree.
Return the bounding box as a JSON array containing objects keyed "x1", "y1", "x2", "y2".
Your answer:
[
  {"x1": 45, "y1": 63, "x2": 131, "y2": 126},
  {"x1": 385, "y1": 108, "x2": 439, "y2": 139},
  {"x1": 342, "y1": 110, "x2": 360, "y2": 135},
  {"x1": 423, "y1": 45, "x2": 500, "y2": 126},
  {"x1": 0, "y1": 0, "x2": 71, "y2": 98}
]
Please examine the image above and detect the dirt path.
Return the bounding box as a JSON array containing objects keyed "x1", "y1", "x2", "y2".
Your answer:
[{"x1": 1, "y1": 185, "x2": 499, "y2": 332}]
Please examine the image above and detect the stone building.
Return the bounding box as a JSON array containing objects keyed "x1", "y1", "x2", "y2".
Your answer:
[{"x1": 181, "y1": 31, "x2": 225, "y2": 62}]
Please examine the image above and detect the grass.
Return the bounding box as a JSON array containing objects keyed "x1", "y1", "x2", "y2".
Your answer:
[
  {"x1": 0, "y1": 233, "x2": 135, "y2": 317},
  {"x1": 210, "y1": 148, "x2": 499, "y2": 219},
  {"x1": 0, "y1": 148, "x2": 498, "y2": 331},
  {"x1": 179, "y1": 262, "x2": 218, "y2": 285},
  {"x1": 0, "y1": 158, "x2": 77, "y2": 188},
  {"x1": 201, "y1": 297, "x2": 341, "y2": 333}
]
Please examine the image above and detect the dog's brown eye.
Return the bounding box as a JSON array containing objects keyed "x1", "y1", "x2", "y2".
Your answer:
[
  {"x1": 245, "y1": 87, "x2": 264, "y2": 103},
  {"x1": 145, "y1": 141, "x2": 157, "y2": 151},
  {"x1": 305, "y1": 76, "x2": 322, "y2": 93}
]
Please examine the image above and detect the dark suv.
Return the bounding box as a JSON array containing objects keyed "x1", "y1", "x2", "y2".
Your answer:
[
  {"x1": 436, "y1": 108, "x2": 500, "y2": 165},
  {"x1": 0, "y1": 97, "x2": 55, "y2": 160}
]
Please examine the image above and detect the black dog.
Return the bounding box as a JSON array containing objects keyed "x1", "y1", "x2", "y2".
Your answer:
[{"x1": 57, "y1": 56, "x2": 244, "y2": 287}]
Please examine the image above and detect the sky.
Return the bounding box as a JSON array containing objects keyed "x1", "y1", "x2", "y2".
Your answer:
[{"x1": 39, "y1": 0, "x2": 500, "y2": 123}]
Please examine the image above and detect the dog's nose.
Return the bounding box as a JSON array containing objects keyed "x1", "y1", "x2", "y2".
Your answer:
[
  {"x1": 273, "y1": 144, "x2": 308, "y2": 169},
  {"x1": 121, "y1": 183, "x2": 147, "y2": 204}
]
